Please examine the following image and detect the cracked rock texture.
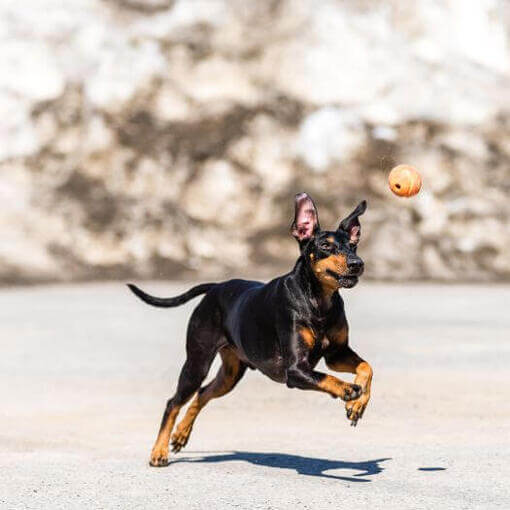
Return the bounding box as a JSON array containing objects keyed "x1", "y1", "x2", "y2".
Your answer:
[{"x1": 1, "y1": 0, "x2": 510, "y2": 284}]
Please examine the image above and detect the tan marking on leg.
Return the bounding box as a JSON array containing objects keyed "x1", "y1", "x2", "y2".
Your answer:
[
  {"x1": 298, "y1": 327, "x2": 316, "y2": 349},
  {"x1": 150, "y1": 405, "x2": 182, "y2": 466},
  {"x1": 345, "y1": 361, "x2": 373, "y2": 426},
  {"x1": 171, "y1": 399, "x2": 200, "y2": 453},
  {"x1": 326, "y1": 347, "x2": 373, "y2": 426},
  {"x1": 316, "y1": 374, "x2": 361, "y2": 401},
  {"x1": 171, "y1": 347, "x2": 243, "y2": 452}
]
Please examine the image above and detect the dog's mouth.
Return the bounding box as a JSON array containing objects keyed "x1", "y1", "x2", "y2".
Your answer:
[{"x1": 325, "y1": 270, "x2": 360, "y2": 288}]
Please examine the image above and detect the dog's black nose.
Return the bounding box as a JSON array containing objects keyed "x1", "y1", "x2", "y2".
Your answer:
[{"x1": 348, "y1": 258, "x2": 364, "y2": 275}]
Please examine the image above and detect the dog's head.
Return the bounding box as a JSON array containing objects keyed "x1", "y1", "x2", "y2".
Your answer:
[{"x1": 291, "y1": 192, "x2": 367, "y2": 290}]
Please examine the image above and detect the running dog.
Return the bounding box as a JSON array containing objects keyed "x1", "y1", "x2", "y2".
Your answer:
[{"x1": 128, "y1": 193, "x2": 372, "y2": 467}]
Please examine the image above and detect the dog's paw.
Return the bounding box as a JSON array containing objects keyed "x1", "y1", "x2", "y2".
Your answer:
[
  {"x1": 149, "y1": 446, "x2": 169, "y2": 467},
  {"x1": 171, "y1": 424, "x2": 192, "y2": 453},
  {"x1": 345, "y1": 396, "x2": 369, "y2": 427},
  {"x1": 341, "y1": 383, "x2": 362, "y2": 402}
]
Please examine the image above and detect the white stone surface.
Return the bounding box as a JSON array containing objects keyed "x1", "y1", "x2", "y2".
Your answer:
[
  {"x1": 0, "y1": 0, "x2": 509, "y2": 282},
  {"x1": 296, "y1": 108, "x2": 365, "y2": 172}
]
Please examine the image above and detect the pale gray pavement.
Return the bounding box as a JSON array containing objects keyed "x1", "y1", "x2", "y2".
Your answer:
[{"x1": 0, "y1": 282, "x2": 509, "y2": 509}]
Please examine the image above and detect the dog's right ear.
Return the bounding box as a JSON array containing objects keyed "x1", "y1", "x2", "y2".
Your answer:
[{"x1": 291, "y1": 192, "x2": 320, "y2": 245}]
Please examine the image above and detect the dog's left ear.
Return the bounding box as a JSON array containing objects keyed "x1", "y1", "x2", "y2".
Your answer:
[{"x1": 338, "y1": 200, "x2": 367, "y2": 245}]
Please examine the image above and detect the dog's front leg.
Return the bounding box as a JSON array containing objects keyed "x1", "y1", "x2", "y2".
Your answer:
[
  {"x1": 325, "y1": 347, "x2": 373, "y2": 426},
  {"x1": 285, "y1": 363, "x2": 362, "y2": 401},
  {"x1": 279, "y1": 320, "x2": 362, "y2": 401}
]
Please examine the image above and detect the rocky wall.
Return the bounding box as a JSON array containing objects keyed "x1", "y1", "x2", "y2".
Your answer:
[{"x1": 1, "y1": 0, "x2": 509, "y2": 283}]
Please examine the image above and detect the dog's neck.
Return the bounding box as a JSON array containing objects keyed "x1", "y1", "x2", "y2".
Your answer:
[{"x1": 291, "y1": 256, "x2": 337, "y2": 313}]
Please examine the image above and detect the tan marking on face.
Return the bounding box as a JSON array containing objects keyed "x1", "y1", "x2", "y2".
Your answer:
[
  {"x1": 310, "y1": 254, "x2": 348, "y2": 298},
  {"x1": 326, "y1": 236, "x2": 335, "y2": 243},
  {"x1": 298, "y1": 327, "x2": 316, "y2": 349}
]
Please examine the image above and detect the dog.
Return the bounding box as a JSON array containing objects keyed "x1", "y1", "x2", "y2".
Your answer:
[{"x1": 128, "y1": 192, "x2": 373, "y2": 467}]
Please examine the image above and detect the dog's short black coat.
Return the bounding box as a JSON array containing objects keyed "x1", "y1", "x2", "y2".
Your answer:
[{"x1": 128, "y1": 192, "x2": 374, "y2": 467}]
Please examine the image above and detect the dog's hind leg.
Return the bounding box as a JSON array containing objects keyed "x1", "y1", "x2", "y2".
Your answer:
[
  {"x1": 170, "y1": 346, "x2": 247, "y2": 453},
  {"x1": 149, "y1": 303, "x2": 222, "y2": 467},
  {"x1": 149, "y1": 360, "x2": 210, "y2": 467}
]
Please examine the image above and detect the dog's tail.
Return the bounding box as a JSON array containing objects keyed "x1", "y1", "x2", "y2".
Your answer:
[{"x1": 127, "y1": 282, "x2": 216, "y2": 308}]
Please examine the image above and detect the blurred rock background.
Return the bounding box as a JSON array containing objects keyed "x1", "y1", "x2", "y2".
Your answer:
[{"x1": 1, "y1": 0, "x2": 509, "y2": 284}]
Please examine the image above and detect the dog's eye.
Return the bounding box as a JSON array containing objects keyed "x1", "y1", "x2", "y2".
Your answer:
[{"x1": 320, "y1": 242, "x2": 330, "y2": 250}]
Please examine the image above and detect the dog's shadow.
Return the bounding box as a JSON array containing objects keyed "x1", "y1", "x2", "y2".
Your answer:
[{"x1": 172, "y1": 451, "x2": 391, "y2": 482}]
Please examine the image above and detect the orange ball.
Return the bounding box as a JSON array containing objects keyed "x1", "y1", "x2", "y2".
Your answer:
[{"x1": 388, "y1": 164, "x2": 422, "y2": 197}]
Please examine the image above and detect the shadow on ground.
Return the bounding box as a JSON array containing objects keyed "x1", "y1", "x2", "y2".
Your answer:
[{"x1": 173, "y1": 451, "x2": 391, "y2": 482}]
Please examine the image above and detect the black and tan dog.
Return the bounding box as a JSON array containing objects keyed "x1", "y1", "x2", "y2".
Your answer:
[{"x1": 128, "y1": 193, "x2": 373, "y2": 467}]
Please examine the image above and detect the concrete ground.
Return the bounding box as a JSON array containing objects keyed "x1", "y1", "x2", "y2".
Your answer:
[{"x1": 0, "y1": 282, "x2": 509, "y2": 509}]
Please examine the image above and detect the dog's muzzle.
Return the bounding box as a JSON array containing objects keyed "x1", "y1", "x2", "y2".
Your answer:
[{"x1": 325, "y1": 269, "x2": 361, "y2": 288}]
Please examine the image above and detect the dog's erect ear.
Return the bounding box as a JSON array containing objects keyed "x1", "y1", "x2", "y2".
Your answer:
[
  {"x1": 338, "y1": 200, "x2": 367, "y2": 245},
  {"x1": 291, "y1": 192, "x2": 320, "y2": 243}
]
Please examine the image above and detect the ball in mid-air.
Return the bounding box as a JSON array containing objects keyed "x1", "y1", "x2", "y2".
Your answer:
[{"x1": 388, "y1": 164, "x2": 422, "y2": 197}]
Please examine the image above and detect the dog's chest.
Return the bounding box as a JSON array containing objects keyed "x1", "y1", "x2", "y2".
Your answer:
[
  {"x1": 305, "y1": 323, "x2": 348, "y2": 359},
  {"x1": 325, "y1": 324, "x2": 348, "y2": 349}
]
